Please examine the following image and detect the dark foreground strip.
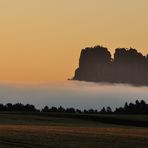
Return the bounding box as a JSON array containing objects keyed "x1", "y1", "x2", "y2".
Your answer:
[
  {"x1": 0, "y1": 138, "x2": 45, "y2": 148},
  {"x1": 1, "y1": 112, "x2": 148, "y2": 127},
  {"x1": 45, "y1": 113, "x2": 148, "y2": 127}
]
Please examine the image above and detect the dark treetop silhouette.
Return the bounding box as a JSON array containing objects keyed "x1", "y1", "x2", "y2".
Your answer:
[
  {"x1": 73, "y1": 45, "x2": 148, "y2": 86},
  {"x1": 1, "y1": 100, "x2": 148, "y2": 115}
]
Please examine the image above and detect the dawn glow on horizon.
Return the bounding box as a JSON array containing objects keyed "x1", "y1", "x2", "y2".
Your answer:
[{"x1": 0, "y1": 0, "x2": 148, "y2": 84}]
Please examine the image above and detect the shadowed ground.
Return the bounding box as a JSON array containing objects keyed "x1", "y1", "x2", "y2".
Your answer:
[{"x1": 0, "y1": 113, "x2": 148, "y2": 148}]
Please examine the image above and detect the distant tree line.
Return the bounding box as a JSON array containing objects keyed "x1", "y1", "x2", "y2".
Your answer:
[
  {"x1": 0, "y1": 103, "x2": 38, "y2": 112},
  {"x1": 0, "y1": 100, "x2": 148, "y2": 114},
  {"x1": 73, "y1": 45, "x2": 148, "y2": 86},
  {"x1": 114, "y1": 100, "x2": 148, "y2": 114}
]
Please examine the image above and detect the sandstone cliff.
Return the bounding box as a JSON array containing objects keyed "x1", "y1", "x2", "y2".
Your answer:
[{"x1": 73, "y1": 45, "x2": 148, "y2": 86}]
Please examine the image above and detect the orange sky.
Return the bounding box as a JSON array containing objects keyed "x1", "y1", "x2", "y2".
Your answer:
[{"x1": 0, "y1": 0, "x2": 148, "y2": 84}]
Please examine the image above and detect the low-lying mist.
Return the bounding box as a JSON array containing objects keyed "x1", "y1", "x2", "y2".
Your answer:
[{"x1": 0, "y1": 81, "x2": 148, "y2": 110}]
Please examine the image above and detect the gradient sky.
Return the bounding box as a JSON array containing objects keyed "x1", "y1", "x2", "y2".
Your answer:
[{"x1": 0, "y1": 0, "x2": 148, "y2": 84}]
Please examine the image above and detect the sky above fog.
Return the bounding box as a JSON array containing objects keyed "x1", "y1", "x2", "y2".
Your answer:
[{"x1": 0, "y1": 0, "x2": 148, "y2": 83}]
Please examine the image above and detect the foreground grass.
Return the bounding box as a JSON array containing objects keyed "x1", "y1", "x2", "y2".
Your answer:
[
  {"x1": 0, "y1": 125, "x2": 148, "y2": 148},
  {"x1": 0, "y1": 113, "x2": 147, "y2": 148}
]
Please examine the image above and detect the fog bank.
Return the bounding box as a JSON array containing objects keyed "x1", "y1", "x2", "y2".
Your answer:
[{"x1": 0, "y1": 81, "x2": 148, "y2": 110}]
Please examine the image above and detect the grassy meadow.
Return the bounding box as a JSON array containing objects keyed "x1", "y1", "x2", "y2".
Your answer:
[{"x1": 0, "y1": 113, "x2": 147, "y2": 148}]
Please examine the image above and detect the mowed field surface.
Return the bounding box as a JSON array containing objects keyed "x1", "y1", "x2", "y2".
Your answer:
[{"x1": 0, "y1": 113, "x2": 148, "y2": 148}]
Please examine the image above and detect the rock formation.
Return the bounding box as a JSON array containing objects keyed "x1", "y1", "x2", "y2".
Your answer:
[{"x1": 73, "y1": 45, "x2": 148, "y2": 85}]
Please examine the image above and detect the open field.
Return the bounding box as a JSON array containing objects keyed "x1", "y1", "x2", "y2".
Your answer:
[{"x1": 0, "y1": 113, "x2": 148, "y2": 148}]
